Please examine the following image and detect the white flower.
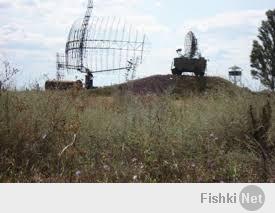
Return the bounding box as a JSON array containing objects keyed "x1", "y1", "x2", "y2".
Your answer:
[
  {"x1": 42, "y1": 133, "x2": 48, "y2": 140},
  {"x1": 164, "y1": 161, "x2": 169, "y2": 165},
  {"x1": 75, "y1": 170, "x2": 81, "y2": 176},
  {"x1": 103, "y1": 165, "x2": 110, "y2": 171}
]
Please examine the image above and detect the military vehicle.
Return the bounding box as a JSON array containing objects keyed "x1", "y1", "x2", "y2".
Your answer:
[
  {"x1": 45, "y1": 80, "x2": 83, "y2": 90},
  {"x1": 171, "y1": 31, "x2": 207, "y2": 77}
]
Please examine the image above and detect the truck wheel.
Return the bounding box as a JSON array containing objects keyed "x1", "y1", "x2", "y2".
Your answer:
[
  {"x1": 172, "y1": 68, "x2": 177, "y2": 75},
  {"x1": 172, "y1": 68, "x2": 182, "y2": 76},
  {"x1": 195, "y1": 71, "x2": 205, "y2": 77}
]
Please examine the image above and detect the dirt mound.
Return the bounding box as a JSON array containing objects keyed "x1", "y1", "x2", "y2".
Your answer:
[
  {"x1": 123, "y1": 75, "x2": 176, "y2": 94},
  {"x1": 93, "y1": 75, "x2": 247, "y2": 96}
]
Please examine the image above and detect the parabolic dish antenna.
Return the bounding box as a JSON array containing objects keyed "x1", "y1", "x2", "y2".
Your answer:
[{"x1": 184, "y1": 31, "x2": 198, "y2": 58}]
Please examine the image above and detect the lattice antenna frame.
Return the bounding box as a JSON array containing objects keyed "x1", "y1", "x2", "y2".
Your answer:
[
  {"x1": 56, "y1": 0, "x2": 147, "y2": 89},
  {"x1": 57, "y1": 0, "x2": 146, "y2": 76}
]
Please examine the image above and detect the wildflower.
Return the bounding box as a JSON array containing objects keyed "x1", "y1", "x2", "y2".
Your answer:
[
  {"x1": 76, "y1": 170, "x2": 81, "y2": 177},
  {"x1": 42, "y1": 133, "x2": 48, "y2": 140},
  {"x1": 103, "y1": 165, "x2": 110, "y2": 171},
  {"x1": 133, "y1": 175, "x2": 138, "y2": 181}
]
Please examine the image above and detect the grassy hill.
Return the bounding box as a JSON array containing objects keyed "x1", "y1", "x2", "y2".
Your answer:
[
  {"x1": 0, "y1": 75, "x2": 275, "y2": 183},
  {"x1": 92, "y1": 75, "x2": 249, "y2": 96}
]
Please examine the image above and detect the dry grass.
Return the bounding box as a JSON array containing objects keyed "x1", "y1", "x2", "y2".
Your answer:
[{"x1": 0, "y1": 85, "x2": 275, "y2": 182}]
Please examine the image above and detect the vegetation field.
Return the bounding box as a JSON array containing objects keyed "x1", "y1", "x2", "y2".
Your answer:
[{"x1": 0, "y1": 76, "x2": 275, "y2": 183}]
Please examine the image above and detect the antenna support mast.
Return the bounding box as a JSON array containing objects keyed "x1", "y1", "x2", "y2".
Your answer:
[{"x1": 79, "y1": 0, "x2": 94, "y2": 71}]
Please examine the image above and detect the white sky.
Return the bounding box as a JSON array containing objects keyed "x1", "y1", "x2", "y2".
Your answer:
[{"x1": 0, "y1": 0, "x2": 274, "y2": 90}]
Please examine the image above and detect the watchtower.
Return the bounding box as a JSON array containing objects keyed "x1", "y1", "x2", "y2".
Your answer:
[{"x1": 229, "y1": 66, "x2": 242, "y2": 86}]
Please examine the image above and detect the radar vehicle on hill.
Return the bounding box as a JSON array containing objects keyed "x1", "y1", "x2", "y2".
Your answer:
[{"x1": 171, "y1": 31, "x2": 207, "y2": 77}]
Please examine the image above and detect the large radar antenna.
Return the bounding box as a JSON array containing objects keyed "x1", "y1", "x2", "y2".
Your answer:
[
  {"x1": 57, "y1": 0, "x2": 147, "y2": 89},
  {"x1": 184, "y1": 31, "x2": 198, "y2": 59}
]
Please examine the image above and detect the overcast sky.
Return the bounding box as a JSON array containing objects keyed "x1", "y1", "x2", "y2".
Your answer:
[{"x1": 0, "y1": 0, "x2": 274, "y2": 90}]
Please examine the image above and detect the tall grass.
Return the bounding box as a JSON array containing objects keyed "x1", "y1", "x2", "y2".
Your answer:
[{"x1": 0, "y1": 89, "x2": 274, "y2": 182}]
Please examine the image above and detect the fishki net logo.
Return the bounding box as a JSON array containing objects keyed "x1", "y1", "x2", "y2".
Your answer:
[{"x1": 201, "y1": 185, "x2": 265, "y2": 211}]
